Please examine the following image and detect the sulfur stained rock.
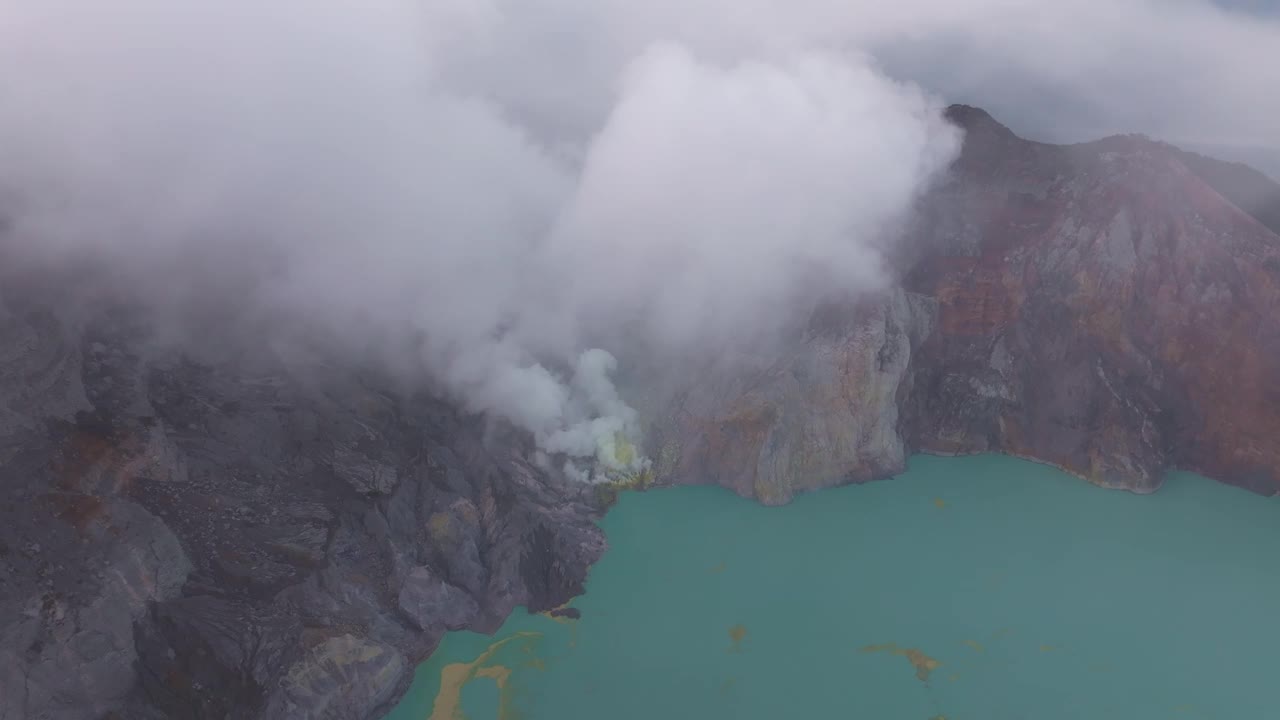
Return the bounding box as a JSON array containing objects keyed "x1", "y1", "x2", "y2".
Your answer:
[
  {"x1": 649, "y1": 288, "x2": 932, "y2": 504},
  {"x1": 653, "y1": 105, "x2": 1280, "y2": 501},
  {"x1": 904, "y1": 106, "x2": 1280, "y2": 495}
]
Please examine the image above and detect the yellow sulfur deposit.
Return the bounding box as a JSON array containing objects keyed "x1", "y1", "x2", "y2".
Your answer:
[
  {"x1": 429, "y1": 632, "x2": 542, "y2": 720},
  {"x1": 859, "y1": 643, "x2": 942, "y2": 683}
]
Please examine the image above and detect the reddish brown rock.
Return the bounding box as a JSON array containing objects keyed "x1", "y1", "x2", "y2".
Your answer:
[
  {"x1": 904, "y1": 106, "x2": 1280, "y2": 494},
  {"x1": 654, "y1": 105, "x2": 1280, "y2": 501},
  {"x1": 646, "y1": 289, "x2": 932, "y2": 504}
]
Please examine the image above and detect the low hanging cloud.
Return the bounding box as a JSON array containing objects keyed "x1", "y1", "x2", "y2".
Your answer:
[
  {"x1": 547, "y1": 43, "x2": 959, "y2": 357},
  {"x1": 430, "y1": 0, "x2": 1278, "y2": 178},
  {"x1": 0, "y1": 0, "x2": 1274, "y2": 480}
]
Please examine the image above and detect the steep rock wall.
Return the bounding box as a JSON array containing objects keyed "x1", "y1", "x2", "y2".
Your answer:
[{"x1": 0, "y1": 290, "x2": 606, "y2": 720}]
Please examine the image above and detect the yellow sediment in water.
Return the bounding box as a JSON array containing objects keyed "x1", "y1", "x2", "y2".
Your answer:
[
  {"x1": 429, "y1": 631, "x2": 541, "y2": 720},
  {"x1": 708, "y1": 561, "x2": 727, "y2": 574},
  {"x1": 728, "y1": 624, "x2": 748, "y2": 653},
  {"x1": 933, "y1": 497, "x2": 947, "y2": 508},
  {"x1": 518, "y1": 635, "x2": 554, "y2": 670},
  {"x1": 859, "y1": 643, "x2": 942, "y2": 682},
  {"x1": 475, "y1": 665, "x2": 509, "y2": 686},
  {"x1": 536, "y1": 603, "x2": 581, "y2": 654},
  {"x1": 539, "y1": 601, "x2": 579, "y2": 626},
  {"x1": 964, "y1": 639, "x2": 984, "y2": 653}
]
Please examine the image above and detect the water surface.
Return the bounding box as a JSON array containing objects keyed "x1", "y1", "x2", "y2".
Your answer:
[{"x1": 386, "y1": 454, "x2": 1280, "y2": 720}]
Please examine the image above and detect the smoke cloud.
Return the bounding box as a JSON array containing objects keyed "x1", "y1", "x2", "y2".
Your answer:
[{"x1": 0, "y1": 0, "x2": 1274, "y2": 480}]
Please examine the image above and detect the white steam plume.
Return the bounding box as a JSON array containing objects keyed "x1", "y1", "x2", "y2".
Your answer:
[
  {"x1": 2, "y1": 0, "x2": 1270, "y2": 480},
  {"x1": 550, "y1": 43, "x2": 959, "y2": 356}
]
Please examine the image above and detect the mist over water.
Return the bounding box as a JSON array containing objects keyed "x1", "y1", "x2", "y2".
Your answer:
[{"x1": 1, "y1": 0, "x2": 1276, "y2": 478}]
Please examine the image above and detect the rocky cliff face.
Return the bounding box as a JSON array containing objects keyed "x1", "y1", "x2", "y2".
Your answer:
[
  {"x1": 653, "y1": 105, "x2": 1280, "y2": 501},
  {"x1": 643, "y1": 289, "x2": 936, "y2": 505},
  {"x1": 4, "y1": 105, "x2": 1280, "y2": 720},
  {"x1": 904, "y1": 106, "x2": 1280, "y2": 494},
  {"x1": 0, "y1": 287, "x2": 605, "y2": 720}
]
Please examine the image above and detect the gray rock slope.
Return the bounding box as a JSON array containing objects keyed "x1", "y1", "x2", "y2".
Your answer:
[{"x1": 0, "y1": 289, "x2": 604, "y2": 720}]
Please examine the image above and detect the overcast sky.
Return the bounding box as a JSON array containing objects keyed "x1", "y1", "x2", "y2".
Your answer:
[{"x1": 876, "y1": 0, "x2": 1280, "y2": 174}]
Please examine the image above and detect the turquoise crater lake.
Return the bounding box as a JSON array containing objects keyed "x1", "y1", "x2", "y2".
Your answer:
[{"x1": 385, "y1": 454, "x2": 1280, "y2": 720}]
